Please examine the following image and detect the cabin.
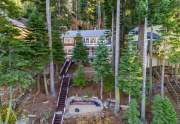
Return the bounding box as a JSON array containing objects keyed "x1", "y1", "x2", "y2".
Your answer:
[
  {"x1": 61, "y1": 30, "x2": 112, "y2": 60},
  {"x1": 129, "y1": 26, "x2": 172, "y2": 68}
]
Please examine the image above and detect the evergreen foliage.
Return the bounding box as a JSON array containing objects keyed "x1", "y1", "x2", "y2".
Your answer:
[
  {"x1": 0, "y1": 10, "x2": 33, "y2": 88},
  {"x1": 125, "y1": 99, "x2": 142, "y2": 124},
  {"x1": 0, "y1": 0, "x2": 20, "y2": 17},
  {"x1": 93, "y1": 39, "x2": 110, "y2": 99},
  {"x1": 93, "y1": 40, "x2": 110, "y2": 81},
  {"x1": 85, "y1": 0, "x2": 97, "y2": 25},
  {"x1": 104, "y1": 72, "x2": 114, "y2": 93},
  {"x1": 103, "y1": 0, "x2": 112, "y2": 28},
  {"x1": 73, "y1": 65, "x2": 86, "y2": 87},
  {"x1": 72, "y1": 34, "x2": 88, "y2": 63},
  {"x1": 119, "y1": 35, "x2": 142, "y2": 100},
  {"x1": 152, "y1": 95, "x2": 177, "y2": 124}
]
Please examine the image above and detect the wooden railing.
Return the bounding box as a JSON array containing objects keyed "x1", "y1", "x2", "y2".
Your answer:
[{"x1": 166, "y1": 77, "x2": 180, "y2": 104}]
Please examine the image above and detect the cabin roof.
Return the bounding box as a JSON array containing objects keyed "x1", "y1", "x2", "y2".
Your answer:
[
  {"x1": 8, "y1": 18, "x2": 30, "y2": 39},
  {"x1": 62, "y1": 30, "x2": 110, "y2": 38},
  {"x1": 9, "y1": 18, "x2": 26, "y2": 28},
  {"x1": 129, "y1": 26, "x2": 161, "y2": 40}
]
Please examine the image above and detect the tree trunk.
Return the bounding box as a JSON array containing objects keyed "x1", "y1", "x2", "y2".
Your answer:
[
  {"x1": 138, "y1": 22, "x2": 145, "y2": 56},
  {"x1": 56, "y1": 0, "x2": 60, "y2": 17},
  {"x1": 175, "y1": 64, "x2": 177, "y2": 80},
  {"x1": 114, "y1": 0, "x2": 121, "y2": 114},
  {"x1": 149, "y1": 25, "x2": 153, "y2": 98},
  {"x1": 5, "y1": 86, "x2": 13, "y2": 124},
  {"x1": 141, "y1": 17, "x2": 148, "y2": 123},
  {"x1": 98, "y1": 1, "x2": 101, "y2": 29},
  {"x1": 112, "y1": 7, "x2": 116, "y2": 73},
  {"x1": 8, "y1": 46, "x2": 12, "y2": 71},
  {"x1": 120, "y1": 0, "x2": 126, "y2": 48},
  {"x1": 43, "y1": 71, "x2": 49, "y2": 96},
  {"x1": 46, "y1": 0, "x2": 56, "y2": 96},
  {"x1": 37, "y1": 75, "x2": 41, "y2": 94},
  {"x1": 161, "y1": 57, "x2": 165, "y2": 98},
  {"x1": 54, "y1": 64, "x2": 58, "y2": 79},
  {"x1": 76, "y1": 0, "x2": 78, "y2": 30},
  {"x1": 128, "y1": 92, "x2": 131, "y2": 104},
  {"x1": 100, "y1": 77, "x2": 103, "y2": 100}
]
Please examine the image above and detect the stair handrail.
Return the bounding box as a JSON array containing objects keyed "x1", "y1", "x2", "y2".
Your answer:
[
  {"x1": 60, "y1": 76, "x2": 71, "y2": 124},
  {"x1": 57, "y1": 75, "x2": 64, "y2": 107},
  {"x1": 52, "y1": 59, "x2": 72, "y2": 124},
  {"x1": 173, "y1": 79, "x2": 180, "y2": 91},
  {"x1": 60, "y1": 59, "x2": 68, "y2": 75},
  {"x1": 51, "y1": 113, "x2": 56, "y2": 124},
  {"x1": 65, "y1": 60, "x2": 72, "y2": 74},
  {"x1": 166, "y1": 77, "x2": 180, "y2": 103}
]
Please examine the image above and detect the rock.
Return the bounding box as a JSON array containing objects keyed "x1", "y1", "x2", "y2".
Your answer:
[
  {"x1": 28, "y1": 114, "x2": 37, "y2": 118},
  {"x1": 42, "y1": 100, "x2": 49, "y2": 104},
  {"x1": 16, "y1": 119, "x2": 28, "y2": 124}
]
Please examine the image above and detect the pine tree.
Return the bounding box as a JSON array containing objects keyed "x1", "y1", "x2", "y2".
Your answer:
[
  {"x1": 125, "y1": 99, "x2": 142, "y2": 124},
  {"x1": 103, "y1": 0, "x2": 112, "y2": 28},
  {"x1": 152, "y1": 95, "x2": 177, "y2": 124},
  {"x1": 73, "y1": 65, "x2": 86, "y2": 87},
  {"x1": 93, "y1": 40, "x2": 110, "y2": 99},
  {"x1": 72, "y1": 34, "x2": 88, "y2": 64},
  {"x1": 104, "y1": 71, "x2": 114, "y2": 93}
]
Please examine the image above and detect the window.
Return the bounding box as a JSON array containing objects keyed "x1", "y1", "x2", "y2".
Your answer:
[
  {"x1": 90, "y1": 37, "x2": 96, "y2": 44},
  {"x1": 64, "y1": 38, "x2": 74, "y2": 45},
  {"x1": 85, "y1": 38, "x2": 89, "y2": 44}
]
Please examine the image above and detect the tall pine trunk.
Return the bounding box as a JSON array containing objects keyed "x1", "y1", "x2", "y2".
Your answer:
[
  {"x1": 112, "y1": 7, "x2": 115, "y2": 73},
  {"x1": 37, "y1": 75, "x2": 41, "y2": 94},
  {"x1": 141, "y1": 17, "x2": 148, "y2": 123},
  {"x1": 5, "y1": 86, "x2": 13, "y2": 124},
  {"x1": 100, "y1": 77, "x2": 103, "y2": 100},
  {"x1": 149, "y1": 25, "x2": 153, "y2": 98},
  {"x1": 43, "y1": 70, "x2": 49, "y2": 96},
  {"x1": 138, "y1": 22, "x2": 145, "y2": 56},
  {"x1": 161, "y1": 54, "x2": 165, "y2": 98},
  {"x1": 46, "y1": 0, "x2": 56, "y2": 96},
  {"x1": 120, "y1": 0, "x2": 126, "y2": 47},
  {"x1": 98, "y1": 1, "x2": 101, "y2": 29},
  {"x1": 57, "y1": 0, "x2": 60, "y2": 16},
  {"x1": 114, "y1": 0, "x2": 121, "y2": 114}
]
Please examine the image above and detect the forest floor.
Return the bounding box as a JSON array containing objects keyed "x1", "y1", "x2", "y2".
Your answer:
[
  {"x1": 17, "y1": 82, "x2": 124, "y2": 124},
  {"x1": 17, "y1": 90, "x2": 56, "y2": 123},
  {"x1": 17, "y1": 64, "x2": 179, "y2": 124},
  {"x1": 64, "y1": 110, "x2": 123, "y2": 124},
  {"x1": 17, "y1": 64, "x2": 125, "y2": 123}
]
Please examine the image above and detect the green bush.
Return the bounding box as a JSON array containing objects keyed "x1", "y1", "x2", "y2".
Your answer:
[
  {"x1": 152, "y1": 95, "x2": 177, "y2": 124},
  {"x1": 124, "y1": 99, "x2": 142, "y2": 124},
  {"x1": 104, "y1": 72, "x2": 114, "y2": 93},
  {"x1": 73, "y1": 65, "x2": 86, "y2": 87}
]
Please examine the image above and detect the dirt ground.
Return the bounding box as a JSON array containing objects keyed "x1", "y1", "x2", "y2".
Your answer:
[
  {"x1": 18, "y1": 86, "x2": 124, "y2": 124},
  {"x1": 64, "y1": 110, "x2": 123, "y2": 124},
  {"x1": 17, "y1": 91, "x2": 56, "y2": 123},
  {"x1": 16, "y1": 64, "x2": 124, "y2": 124}
]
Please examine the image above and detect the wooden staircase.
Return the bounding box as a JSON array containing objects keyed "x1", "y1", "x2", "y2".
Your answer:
[
  {"x1": 149, "y1": 66, "x2": 180, "y2": 123},
  {"x1": 52, "y1": 59, "x2": 72, "y2": 124},
  {"x1": 166, "y1": 77, "x2": 180, "y2": 123}
]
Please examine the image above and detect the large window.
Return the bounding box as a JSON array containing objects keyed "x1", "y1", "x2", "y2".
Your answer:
[{"x1": 64, "y1": 38, "x2": 74, "y2": 45}]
